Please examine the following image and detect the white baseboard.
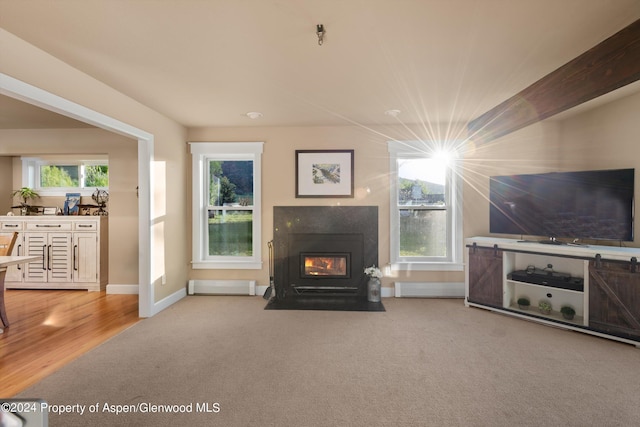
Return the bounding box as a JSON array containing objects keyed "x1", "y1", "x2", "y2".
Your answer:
[
  {"x1": 188, "y1": 279, "x2": 256, "y2": 296},
  {"x1": 381, "y1": 286, "x2": 394, "y2": 298},
  {"x1": 394, "y1": 281, "x2": 465, "y2": 298},
  {"x1": 153, "y1": 287, "x2": 187, "y2": 315},
  {"x1": 106, "y1": 284, "x2": 139, "y2": 294}
]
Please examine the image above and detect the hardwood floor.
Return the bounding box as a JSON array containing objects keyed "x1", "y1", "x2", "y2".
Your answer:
[{"x1": 0, "y1": 289, "x2": 139, "y2": 397}]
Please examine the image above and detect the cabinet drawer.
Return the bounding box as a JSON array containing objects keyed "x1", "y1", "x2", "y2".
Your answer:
[
  {"x1": 74, "y1": 221, "x2": 98, "y2": 231},
  {"x1": 1, "y1": 221, "x2": 24, "y2": 230},
  {"x1": 25, "y1": 222, "x2": 72, "y2": 231}
]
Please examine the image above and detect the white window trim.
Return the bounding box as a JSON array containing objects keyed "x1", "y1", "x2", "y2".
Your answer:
[
  {"x1": 21, "y1": 156, "x2": 109, "y2": 197},
  {"x1": 388, "y1": 141, "x2": 464, "y2": 272},
  {"x1": 190, "y1": 142, "x2": 263, "y2": 269}
]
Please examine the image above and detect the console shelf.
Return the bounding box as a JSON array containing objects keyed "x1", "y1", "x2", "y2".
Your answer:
[
  {"x1": 465, "y1": 236, "x2": 640, "y2": 347},
  {"x1": 506, "y1": 303, "x2": 585, "y2": 327}
]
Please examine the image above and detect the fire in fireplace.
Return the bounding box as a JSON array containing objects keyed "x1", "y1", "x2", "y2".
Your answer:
[{"x1": 302, "y1": 253, "x2": 350, "y2": 278}]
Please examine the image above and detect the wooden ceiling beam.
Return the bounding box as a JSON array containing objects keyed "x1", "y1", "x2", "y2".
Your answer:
[{"x1": 468, "y1": 18, "x2": 640, "y2": 143}]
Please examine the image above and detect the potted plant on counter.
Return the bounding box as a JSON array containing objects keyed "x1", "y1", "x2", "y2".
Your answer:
[
  {"x1": 11, "y1": 187, "x2": 40, "y2": 215},
  {"x1": 560, "y1": 305, "x2": 576, "y2": 320},
  {"x1": 517, "y1": 297, "x2": 530, "y2": 310}
]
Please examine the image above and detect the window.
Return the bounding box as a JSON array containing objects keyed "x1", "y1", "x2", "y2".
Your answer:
[
  {"x1": 21, "y1": 156, "x2": 109, "y2": 196},
  {"x1": 190, "y1": 142, "x2": 263, "y2": 269},
  {"x1": 388, "y1": 141, "x2": 463, "y2": 271}
]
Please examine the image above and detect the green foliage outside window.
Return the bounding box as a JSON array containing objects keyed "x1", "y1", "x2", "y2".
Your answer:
[
  {"x1": 40, "y1": 164, "x2": 108, "y2": 188},
  {"x1": 206, "y1": 159, "x2": 254, "y2": 256},
  {"x1": 208, "y1": 160, "x2": 252, "y2": 206},
  {"x1": 40, "y1": 165, "x2": 78, "y2": 187},
  {"x1": 85, "y1": 165, "x2": 109, "y2": 187},
  {"x1": 208, "y1": 211, "x2": 253, "y2": 256}
]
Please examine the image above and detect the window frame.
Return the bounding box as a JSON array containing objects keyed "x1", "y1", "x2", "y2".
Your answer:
[
  {"x1": 388, "y1": 141, "x2": 464, "y2": 272},
  {"x1": 21, "y1": 156, "x2": 109, "y2": 197},
  {"x1": 190, "y1": 142, "x2": 263, "y2": 269}
]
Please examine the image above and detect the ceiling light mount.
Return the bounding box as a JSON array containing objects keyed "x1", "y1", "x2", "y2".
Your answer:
[
  {"x1": 245, "y1": 111, "x2": 263, "y2": 119},
  {"x1": 316, "y1": 24, "x2": 325, "y2": 46},
  {"x1": 384, "y1": 109, "x2": 401, "y2": 118}
]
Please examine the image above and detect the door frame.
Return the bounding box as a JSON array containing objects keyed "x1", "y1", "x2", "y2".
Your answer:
[{"x1": 1, "y1": 73, "x2": 154, "y2": 317}]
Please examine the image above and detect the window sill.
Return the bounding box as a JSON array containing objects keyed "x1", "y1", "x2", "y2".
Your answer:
[
  {"x1": 191, "y1": 261, "x2": 263, "y2": 270},
  {"x1": 390, "y1": 262, "x2": 464, "y2": 272}
]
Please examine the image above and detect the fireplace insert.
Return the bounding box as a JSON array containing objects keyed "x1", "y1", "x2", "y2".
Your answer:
[{"x1": 273, "y1": 206, "x2": 378, "y2": 300}]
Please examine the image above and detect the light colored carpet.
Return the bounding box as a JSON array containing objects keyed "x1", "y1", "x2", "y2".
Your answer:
[{"x1": 19, "y1": 296, "x2": 640, "y2": 426}]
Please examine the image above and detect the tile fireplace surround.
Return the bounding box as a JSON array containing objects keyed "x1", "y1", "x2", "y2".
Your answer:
[{"x1": 272, "y1": 206, "x2": 378, "y2": 302}]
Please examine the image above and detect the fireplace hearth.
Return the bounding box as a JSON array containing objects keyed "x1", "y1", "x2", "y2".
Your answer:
[{"x1": 268, "y1": 206, "x2": 381, "y2": 310}]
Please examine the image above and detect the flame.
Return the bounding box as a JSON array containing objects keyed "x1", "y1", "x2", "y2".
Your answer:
[{"x1": 304, "y1": 256, "x2": 346, "y2": 276}]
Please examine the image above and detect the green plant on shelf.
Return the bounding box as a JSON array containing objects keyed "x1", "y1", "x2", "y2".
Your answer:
[
  {"x1": 517, "y1": 297, "x2": 530, "y2": 310},
  {"x1": 538, "y1": 300, "x2": 552, "y2": 315},
  {"x1": 11, "y1": 187, "x2": 40, "y2": 206},
  {"x1": 560, "y1": 305, "x2": 576, "y2": 320}
]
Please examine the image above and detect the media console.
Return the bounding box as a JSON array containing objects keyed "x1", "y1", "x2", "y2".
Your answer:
[{"x1": 465, "y1": 236, "x2": 640, "y2": 347}]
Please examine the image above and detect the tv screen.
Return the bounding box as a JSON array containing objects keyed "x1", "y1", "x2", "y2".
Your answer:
[{"x1": 489, "y1": 169, "x2": 635, "y2": 241}]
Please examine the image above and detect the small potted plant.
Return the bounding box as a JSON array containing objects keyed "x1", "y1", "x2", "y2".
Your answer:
[
  {"x1": 538, "y1": 300, "x2": 552, "y2": 315},
  {"x1": 11, "y1": 187, "x2": 40, "y2": 215},
  {"x1": 560, "y1": 305, "x2": 576, "y2": 320},
  {"x1": 517, "y1": 297, "x2": 530, "y2": 310}
]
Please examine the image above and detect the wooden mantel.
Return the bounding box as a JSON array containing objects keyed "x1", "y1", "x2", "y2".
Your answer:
[{"x1": 468, "y1": 18, "x2": 640, "y2": 144}]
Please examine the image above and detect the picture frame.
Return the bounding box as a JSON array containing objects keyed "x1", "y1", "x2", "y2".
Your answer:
[
  {"x1": 43, "y1": 207, "x2": 57, "y2": 216},
  {"x1": 64, "y1": 193, "x2": 81, "y2": 215},
  {"x1": 295, "y1": 149, "x2": 354, "y2": 198}
]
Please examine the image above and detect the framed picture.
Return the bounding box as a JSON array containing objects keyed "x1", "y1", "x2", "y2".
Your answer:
[
  {"x1": 295, "y1": 149, "x2": 354, "y2": 198},
  {"x1": 64, "y1": 193, "x2": 81, "y2": 215},
  {"x1": 43, "y1": 207, "x2": 57, "y2": 216}
]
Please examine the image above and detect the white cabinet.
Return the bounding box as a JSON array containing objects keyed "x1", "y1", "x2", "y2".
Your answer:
[
  {"x1": 73, "y1": 232, "x2": 98, "y2": 283},
  {"x1": 23, "y1": 232, "x2": 73, "y2": 283},
  {"x1": 465, "y1": 237, "x2": 640, "y2": 347},
  {"x1": 0, "y1": 217, "x2": 107, "y2": 291}
]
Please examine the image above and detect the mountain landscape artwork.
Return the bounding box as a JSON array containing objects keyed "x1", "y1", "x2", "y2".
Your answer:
[{"x1": 313, "y1": 163, "x2": 341, "y2": 184}]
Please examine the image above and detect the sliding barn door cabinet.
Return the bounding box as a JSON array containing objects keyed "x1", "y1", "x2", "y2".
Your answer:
[{"x1": 465, "y1": 237, "x2": 640, "y2": 347}]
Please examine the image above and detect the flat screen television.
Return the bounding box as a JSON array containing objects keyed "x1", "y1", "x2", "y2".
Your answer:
[{"x1": 489, "y1": 168, "x2": 635, "y2": 242}]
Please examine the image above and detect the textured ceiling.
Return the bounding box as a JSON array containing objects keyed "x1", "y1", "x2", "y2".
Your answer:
[{"x1": 1, "y1": 0, "x2": 640, "y2": 132}]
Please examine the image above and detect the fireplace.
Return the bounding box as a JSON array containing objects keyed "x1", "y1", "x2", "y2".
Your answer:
[{"x1": 272, "y1": 206, "x2": 378, "y2": 301}]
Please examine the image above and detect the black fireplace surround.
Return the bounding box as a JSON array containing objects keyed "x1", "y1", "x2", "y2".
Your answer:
[{"x1": 272, "y1": 206, "x2": 378, "y2": 301}]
